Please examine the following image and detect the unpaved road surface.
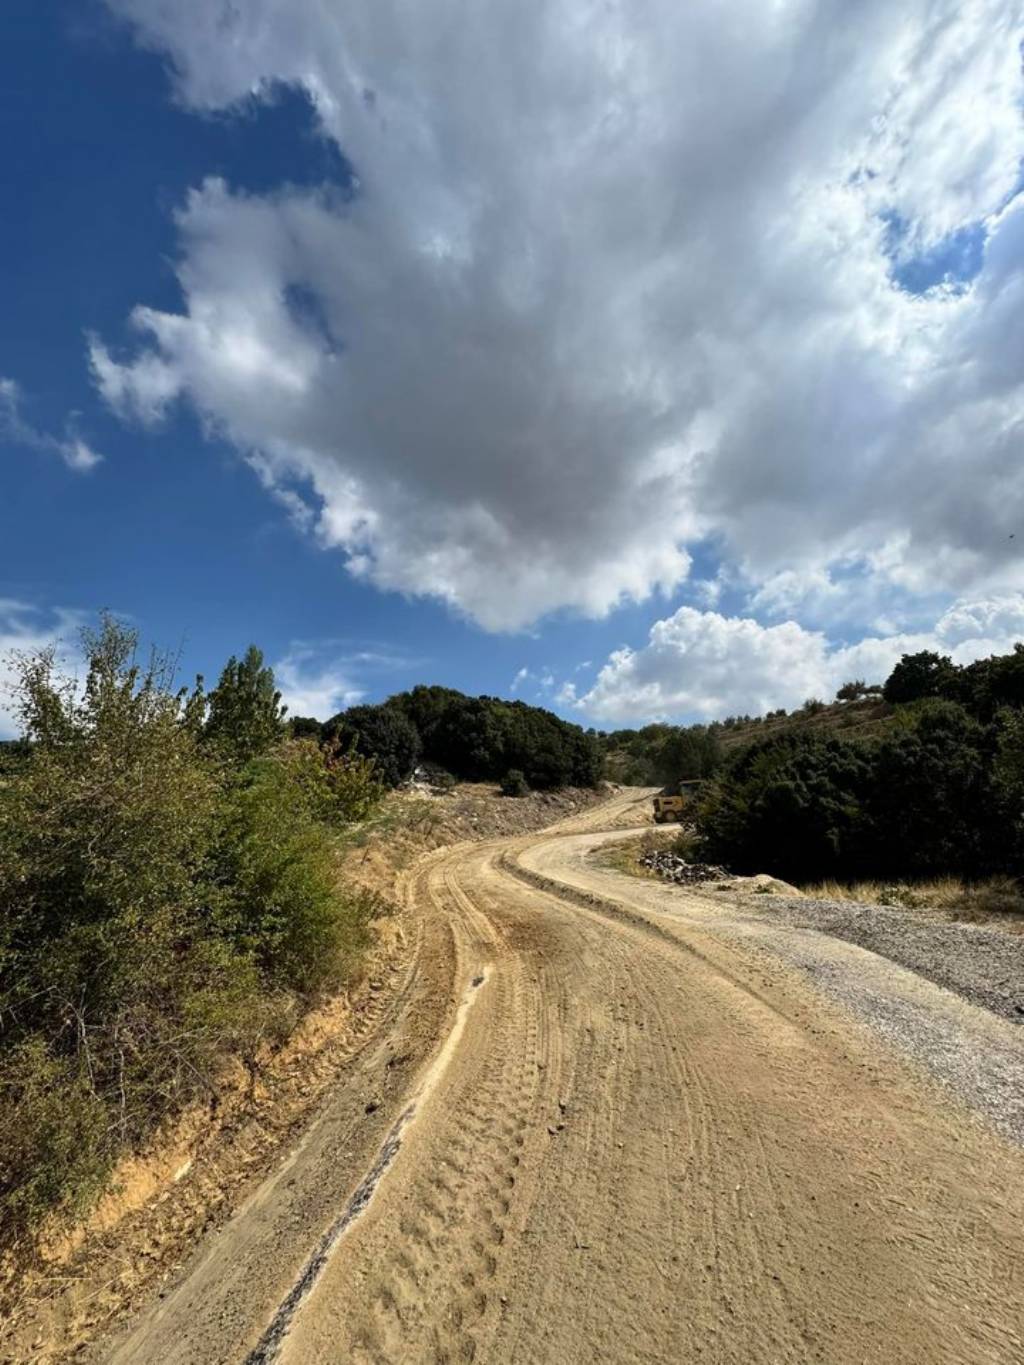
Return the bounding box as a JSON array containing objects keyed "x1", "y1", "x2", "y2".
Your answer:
[{"x1": 96, "y1": 790, "x2": 1024, "y2": 1364}]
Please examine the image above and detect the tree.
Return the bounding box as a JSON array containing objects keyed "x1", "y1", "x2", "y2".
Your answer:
[
  {"x1": 501, "y1": 769, "x2": 529, "y2": 796},
  {"x1": 288, "y1": 715, "x2": 324, "y2": 741},
  {"x1": 695, "y1": 731, "x2": 872, "y2": 881},
  {"x1": 0, "y1": 618, "x2": 379, "y2": 1233},
  {"x1": 652, "y1": 726, "x2": 721, "y2": 785},
  {"x1": 862, "y1": 701, "x2": 1000, "y2": 878},
  {"x1": 882, "y1": 651, "x2": 959, "y2": 705},
  {"x1": 325, "y1": 703, "x2": 421, "y2": 787},
  {"x1": 205, "y1": 646, "x2": 286, "y2": 762},
  {"x1": 835, "y1": 680, "x2": 867, "y2": 702}
]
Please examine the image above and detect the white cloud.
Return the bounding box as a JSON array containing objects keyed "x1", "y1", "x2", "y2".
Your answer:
[
  {"x1": 273, "y1": 645, "x2": 365, "y2": 720},
  {"x1": 575, "y1": 595, "x2": 1024, "y2": 723},
  {"x1": 0, "y1": 602, "x2": 88, "y2": 738},
  {"x1": 96, "y1": 0, "x2": 1024, "y2": 630},
  {"x1": 1, "y1": 377, "x2": 103, "y2": 472}
]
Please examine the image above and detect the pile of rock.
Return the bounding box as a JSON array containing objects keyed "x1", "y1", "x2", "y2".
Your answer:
[{"x1": 639, "y1": 849, "x2": 730, "y2": 885}]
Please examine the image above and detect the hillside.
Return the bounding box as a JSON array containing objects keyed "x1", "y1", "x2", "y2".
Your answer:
[
  {"x1": 715, "y1": 695, "x2": 895, "y2": 750},
  {"x1": 600, "y1": 694, "x2": 896, "y2": 786}
]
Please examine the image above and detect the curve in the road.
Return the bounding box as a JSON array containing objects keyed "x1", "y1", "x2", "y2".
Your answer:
[{"x1": 98, "y1": 790, "x2": 1024, "y2": 1365}]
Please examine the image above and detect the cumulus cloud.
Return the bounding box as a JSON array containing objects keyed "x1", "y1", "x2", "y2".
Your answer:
[
  {"x1": 273, "y1": 641, "x2": 421, "y2": 719},
  {"x1": 0, "y1": 602, "x2": 88, "y2": 738},
  {"x1": 274, "y1": 655, "x2": 362, "y2": 720},
  {"x1": 575, "y1": 595, "x2": 1024, "y2": 723},
  {"x1": 1, "y1": 378, "x2": 102, "y2": 472},
  {"x1": 96, "y1": 0, "x2": 1024, "y2": 629}
]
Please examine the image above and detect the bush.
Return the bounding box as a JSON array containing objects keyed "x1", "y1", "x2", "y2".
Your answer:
[
  {"x1": 388, "y1": 688, "x2": 602, "y2": 790},
  {"x1": 276, "y1": 737, "x2": 384, "y2": 825},
  {"x1": 695, "y1": 731, "x2": 872, "y2": 881},
  {"x1": 211, "y1": 755, "x2": 374, "y2": 995},
  {"x1": 836, "y1": 680, "x2": 867, "y2": 702},
  {"x1": 651, "y1": 725, "x2": 721, "y2": 785},
  {"x1": 695, "y1": 700, "x2": 1010, "y2": 884},
  {"x1": 0, "y1": 618, "x2": 374, "y2": 1238},
  {"x1": 501, "y1": 768, "x2": 529, "y2": 797},
  {"x1": 325, "y1": 703, "x2": 422, "y2": 787}
]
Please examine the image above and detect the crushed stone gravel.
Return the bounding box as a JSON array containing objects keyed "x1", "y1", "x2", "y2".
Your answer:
[{"x1": 728, "y1": 891, "x2": 1024, "y2": 1025}]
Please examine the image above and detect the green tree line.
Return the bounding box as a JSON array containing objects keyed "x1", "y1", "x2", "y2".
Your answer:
[
  {"x1": 693, "y1": 647, "x2": 1024, "y2": 883},
  {"x1": 293, "y1": 684, "x2": 603, "y2": 792}
]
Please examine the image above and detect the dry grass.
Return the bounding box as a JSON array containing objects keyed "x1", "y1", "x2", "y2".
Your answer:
[
  {"x1": 718, "y1": 698, "x2": 895, "y2": 751},
  {"x1": 802, "y1": 874, "x2": 1024, "y2": 928},
  {"x1": 596, "y1": 827, "x2": 697, "y2": 879}
]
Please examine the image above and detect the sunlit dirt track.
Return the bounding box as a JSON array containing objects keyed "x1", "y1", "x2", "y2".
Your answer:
[{"x1": 97, "y1": 789, "x2": 1024, "y2": 1365}]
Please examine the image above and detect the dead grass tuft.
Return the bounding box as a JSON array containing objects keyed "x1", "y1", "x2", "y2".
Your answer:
[{"x1": 803, "y1": 874, "x2": 1024, "y2": 929}]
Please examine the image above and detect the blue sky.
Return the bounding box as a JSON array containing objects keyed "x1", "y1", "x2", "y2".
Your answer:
[
  {"x1": 0, "y1": 1, "x2": 635, "y2": 718},
  {"x1": 3, "y1": 2, "x2": 1024, "y2": 734}
]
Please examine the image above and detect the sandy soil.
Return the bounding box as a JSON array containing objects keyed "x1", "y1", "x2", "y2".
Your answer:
[{"x1": 79, "y1": 789, "x2": 1024, "y2": 1363}]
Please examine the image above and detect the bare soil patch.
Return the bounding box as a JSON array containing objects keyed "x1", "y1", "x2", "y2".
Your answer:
[{"x1": 1, "y1": 782, "x2": 605, "y2": 1365}]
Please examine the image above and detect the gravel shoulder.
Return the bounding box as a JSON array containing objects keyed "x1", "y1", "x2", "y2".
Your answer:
[
  {"x1": 48, "y1": 794, "x2": 1024, "y2": 1364},
  {"x1": 542, "y1": 827, "x2": 1024, "y2": 1149},
  {"x1": 727, "y1": 888, "x2": 1024, "y2": 1024}
]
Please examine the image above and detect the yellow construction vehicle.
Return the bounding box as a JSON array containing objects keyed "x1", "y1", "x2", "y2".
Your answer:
[
  {"x1": 652, "y1": 780, "x2": 702, "y2": 823},
  {"x1": 652, "y1": 792, "x2": 686, "y2": 823}
]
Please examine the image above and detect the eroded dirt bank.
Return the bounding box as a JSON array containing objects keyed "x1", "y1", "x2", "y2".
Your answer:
[{"x1": 42, "y1": 789, "x2": 1024, "y2": 1363}]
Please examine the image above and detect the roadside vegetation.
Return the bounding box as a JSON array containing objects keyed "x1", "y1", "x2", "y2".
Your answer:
[
  {"x1": 0, "y1": 620, "x2": 383, "y2": 1243},
  {"x1": 690, "y1": 647, "x2": 1024, "y2": 895},
  {"x1": 799, "y1": 875, "x2": 1024, "y2": 927},
  {"x1": 294, "y1": 684, "x2": 603, "y2": 793},
  {"x1": 597, "y1": 645, "x2": 1024, "y2": 917},
  {"x1": 0, "y1": 626, "x2": 606, "y2": 1247},
  {"x1": 597, "y1": 827, "x2": 697, "y2": 879}
]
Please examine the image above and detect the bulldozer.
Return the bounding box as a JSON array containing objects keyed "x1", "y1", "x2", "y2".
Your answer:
[
  {"x1": 652, "y1": 792, "x2": 686, "y2": 824},
  {"x1": 652, "y1": 780, "x2": 702, "y2": 824}
]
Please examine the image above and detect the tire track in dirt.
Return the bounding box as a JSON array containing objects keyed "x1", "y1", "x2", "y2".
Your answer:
[{"x1": 94, "y1": 790, "x2": 1024, "y2": 1364}]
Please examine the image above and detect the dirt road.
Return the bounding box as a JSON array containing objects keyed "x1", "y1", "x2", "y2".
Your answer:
[{"x1": 96, "y1": 789, "x2": 1024, "y2": 1364}]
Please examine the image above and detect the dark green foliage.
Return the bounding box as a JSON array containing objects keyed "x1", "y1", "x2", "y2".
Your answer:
[
  {"x1": 650, "y1": 726, "x2": 721, "y2": 786},
  {"x1": 859, "y1": 701, "x2": 1003, "y2": 879},
  {"x1": 835, "y1": 680, "x2": 868, "y2": 701},
  {"x1": 696, "y1": 731, "x2": 873, "y2": 881},
  {"x1": 501, "y1": 769, "x2": 529, "y2": 797},
  {"x1": 204, "y1": 645, "x2": 287, "y2": 762},
  {"x1": 882, "y1": 650, "x2": 959, "y2": 705},
  {"x1": 288, "y1": 715, "x2": 324, "y2": 741},
  {"x1": 954, "y1": 645, "x2": 1024, "y2": 721},
  {"x1": 351, "y1": 688, "x2": 602, "y2": 791},
  {"x1": 326, "y1": 703, "x2": 422, "y2": 787},
  {"x1": 0, "y1": 738, "x2": 31, "y2": 775},
  {"x1": 602, "y1": 722, "x2": 720, "y2": 786},
  {"x1": 696, "y1": 700, "x2": 1014, "y2": 883}
]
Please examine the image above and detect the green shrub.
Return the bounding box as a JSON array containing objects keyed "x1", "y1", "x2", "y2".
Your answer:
[
  {"x1": 387, "y1": 686, "x2": 602, "y2": 789},
  {"x1": 211, "y1": 754, "x2": 374, "y2": 995},
  {"x1": 695, "y1": 731, "x2": 872, "y2": 881},
  {"x1": 500, "y1": 768, "x2": 529, "y2": 797},
  {"x1": 0, "y1": 618, "x2": 374, "y2": 1239},
  {"x1": 325, "y1": 703, "x2": 422, "y2": 787},
  {"x1": 882, "y1": 650, "x2": 959, "y2": 705},
  {"x1": 695, "y1": 700, "x2": 1011, "y2": 884}
]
